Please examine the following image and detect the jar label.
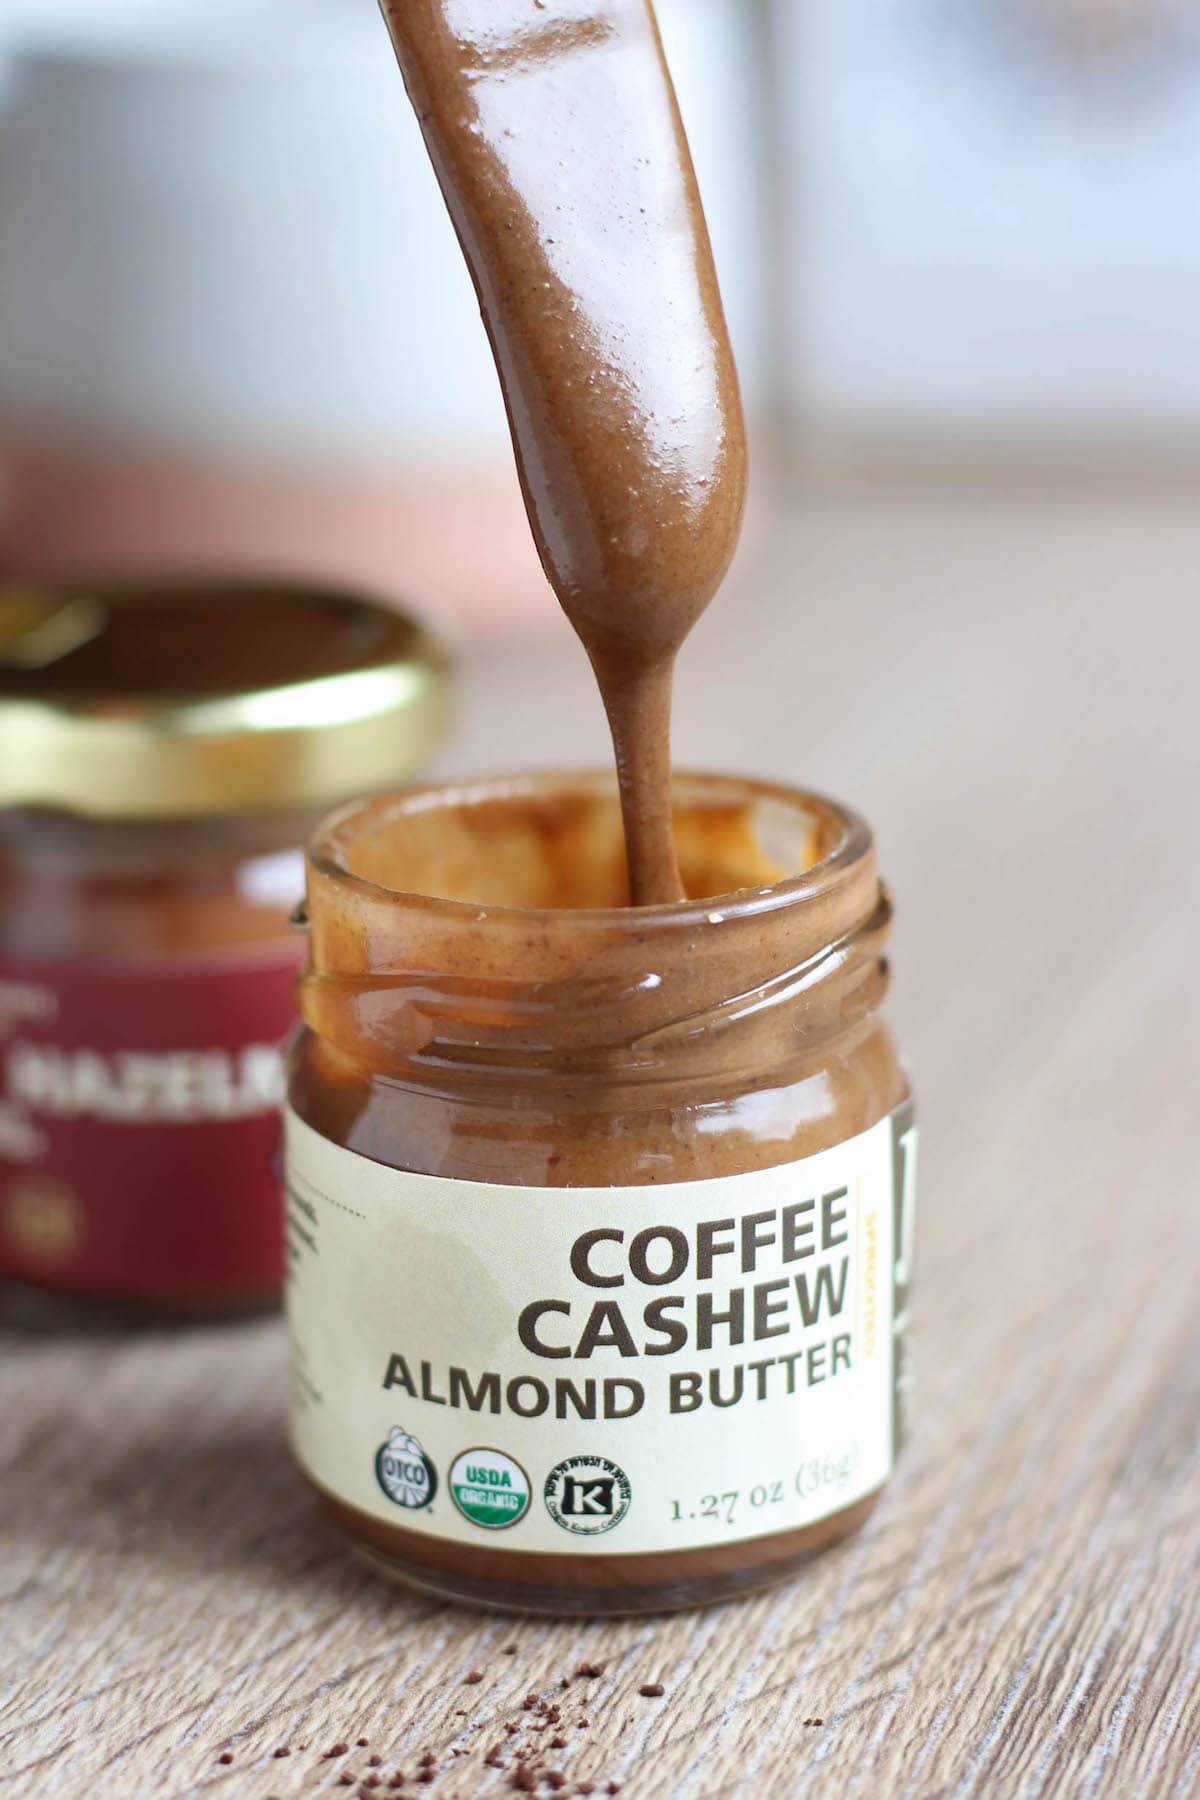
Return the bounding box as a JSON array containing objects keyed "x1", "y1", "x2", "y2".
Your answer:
[
  {"x1": 0, "y1": 949, "x2": 303, "y2": 1300},
  {"x1": 286, "y1": 1103, "x2": 917, "y2": 1555}
]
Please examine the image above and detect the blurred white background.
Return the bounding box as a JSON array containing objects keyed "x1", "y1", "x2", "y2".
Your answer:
[
  {"x1": 0, "y1": 0, "x2": 767, "y2": 459},
  {"x1": 0, "y1": 0, "x2": 770, "y2": 628},
  {"x1": 779, "y1": 0, "x2": 1200, "y2": 467},
  {"x1": 3, "y1": 0, "x2": 1200, "y2": 630}
]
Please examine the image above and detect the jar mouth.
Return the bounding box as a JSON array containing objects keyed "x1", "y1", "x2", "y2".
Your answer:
[
  {"x1": 309, "y1": 770, "x2": 871, "y2": 930},
  {"x1": 301, "y1": 772, "x2": 887, "y2": 1094}
]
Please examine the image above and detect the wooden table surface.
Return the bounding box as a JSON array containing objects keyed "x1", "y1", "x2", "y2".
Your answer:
[{"x1": 3, "y1": 491, "x2": 1198, "y2": 1799}]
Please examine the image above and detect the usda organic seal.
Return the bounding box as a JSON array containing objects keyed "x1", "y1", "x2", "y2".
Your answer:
[
  {"x1": 449, "y1": 1447, "x2": 531, "y2": 1530},
  {"x1": 375, "y1": 1426, "x2": 438, "y2": 1510}
]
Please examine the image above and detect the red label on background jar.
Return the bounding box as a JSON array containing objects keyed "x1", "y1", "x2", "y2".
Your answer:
[{"x1": 0, "y1": 948, "x2": 303, "y2": 1301}]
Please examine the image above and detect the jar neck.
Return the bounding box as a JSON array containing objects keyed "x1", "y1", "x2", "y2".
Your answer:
[{"x1": 299, "y1": 774, "x2": 892, "y2": 1106}]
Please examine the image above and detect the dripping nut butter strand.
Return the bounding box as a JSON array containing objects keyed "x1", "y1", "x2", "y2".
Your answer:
[{"x1": 379, "y1": 0, "x2": 747, "y2": 904}]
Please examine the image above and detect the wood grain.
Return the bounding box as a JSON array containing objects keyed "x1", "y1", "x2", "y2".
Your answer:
[{"x1": 2, "y1": 491, "x2": 1198, "y2": 1799}]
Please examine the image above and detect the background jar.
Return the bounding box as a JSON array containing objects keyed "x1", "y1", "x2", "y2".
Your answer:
[
  {"x1": 0, "y1": 579, "x2": 448, "y2": 1318},
  {"x1": 288, "y1": 771, "x2": 912, "y2": 1614}
]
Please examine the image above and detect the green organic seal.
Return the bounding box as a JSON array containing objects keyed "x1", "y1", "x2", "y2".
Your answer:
[{"x1": 449, "y1": 1447, "x2": 531, "y2": 1530}]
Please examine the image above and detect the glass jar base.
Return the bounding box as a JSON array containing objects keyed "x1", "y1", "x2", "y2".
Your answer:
[{"x1": 318, "y1": 1488, "x2": 885, "y2": 1617}]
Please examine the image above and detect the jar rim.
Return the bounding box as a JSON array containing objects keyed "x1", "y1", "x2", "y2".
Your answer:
[{"x1": 308, "y1": 769, "x2": 873, "y2": 931}]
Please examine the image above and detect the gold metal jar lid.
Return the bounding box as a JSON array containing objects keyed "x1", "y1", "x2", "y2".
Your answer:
[{"x1": 0, "y1": 578, "x2": 451, "y2": 819}]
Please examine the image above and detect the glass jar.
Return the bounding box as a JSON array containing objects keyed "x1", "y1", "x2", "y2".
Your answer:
[
  {"x1": 286, "y1": 771, "x2": 916, "y2": 1614},
  {"x1": 0, "y1": 580, "x2": 448, "y2": 1317}
]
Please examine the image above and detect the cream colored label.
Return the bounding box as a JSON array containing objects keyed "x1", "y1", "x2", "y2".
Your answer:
[{"x1": 286, "y1": 1106, "x2": 916, "y2": 1556}]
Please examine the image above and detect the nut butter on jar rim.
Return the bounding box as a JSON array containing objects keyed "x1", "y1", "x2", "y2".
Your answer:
[
  {"x1": 286, "y1": 771, "x2": 917, "y2": 1614},
  {"x1": 0, "y1": 578, "x2": 450, "y2": 1322}
]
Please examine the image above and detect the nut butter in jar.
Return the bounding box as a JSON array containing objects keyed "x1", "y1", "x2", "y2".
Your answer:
[
  {"x1": 0, "y1": 581, "x2": 447, "y2": 1317},
  {"x1": 286, "y1": 772, "x2": 916, "y2": 1613}
]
